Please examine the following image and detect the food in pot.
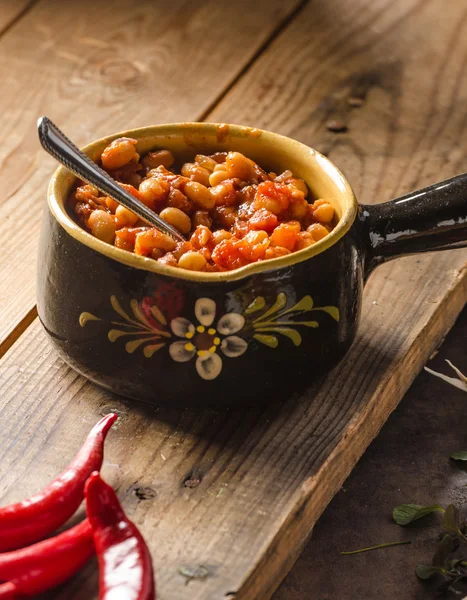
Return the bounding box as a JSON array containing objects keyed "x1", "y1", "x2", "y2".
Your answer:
[{"x1": 69, "y1": 138, "x2": 337, "y2": 272}]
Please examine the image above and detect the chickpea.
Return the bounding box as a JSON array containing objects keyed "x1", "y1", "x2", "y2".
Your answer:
[
  {"x1": 159, "y1": 207, "x2": 191, "y2": 234},
  {"x1": 142, "y1": 149, "x2": 174, "y2": 170},
  {"x1": 101, "y1": 137, "x2": 138, "y2": 171},
  {"x1": 115, "y1": 205, "x2": 139, "y2": 228},
  {"x1": 209, "y1": 169, "x2": 229, "y2": 186},
  {"x1": 313, "y1": 201, "x2": 335, "y2": 223},
  {"x1": 181, "y1": 162, "x2": 210, "y2": 186},
  {"x1": 195, "y1": 154, "x2": 217, "y2": 172},
  {"x1": 88, "y1": 210, "x2": 116, "y2": 244},
  {"x1": 178, "y1": 251, "x2": 207, "y2": 271},
  {"x1": 139, "y1": 177, "x2": 170, "y2": 208},
  {"x1": 307, "y1": 223, "x2": 329, "y2": 241},
  {"x1": 212, "y1": 229, "x2": 232, "y2": 245},
  {"x1": 192, "y1": 210, "x2": 212, "y2": 229},
  {"x1": 225, "y1": 152, "x2": 255, "y2": 181},
  {"x1": 184, "y1": 181, "x2": 215, "y2": 209}
]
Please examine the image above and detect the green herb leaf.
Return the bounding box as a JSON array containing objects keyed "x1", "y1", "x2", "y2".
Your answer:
[
  {"x1": 450, "y1": 451, "x2": 467, "y2": 461},
  {"x1": 392, "y1": 504, "x2": 444, "y2": 526},
  {"x1": 415, "y1": 564, "x2": 444, "y2": 580},
  {"x1": 433, "y1": 534, "x2": 456, "y2": 567},
  {"x1": 443, "y1": 505, "x2": 461, "y2": 536}
]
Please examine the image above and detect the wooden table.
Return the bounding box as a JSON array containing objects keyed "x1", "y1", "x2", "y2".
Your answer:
[
  {"x1": 0, "y1": 1, "x2": 465, "y2": 599},
  {"x1": 276, "y1": 308, "x2": 467, "y2": 600}
]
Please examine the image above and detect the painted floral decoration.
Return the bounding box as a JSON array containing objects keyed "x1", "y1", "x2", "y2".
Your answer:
[
  {"x1": 169, "y1": 298, "x2": 247, "y2": 380},
  {"x1": 79, "y1": 292, "x2": 339, "y2": 381}
]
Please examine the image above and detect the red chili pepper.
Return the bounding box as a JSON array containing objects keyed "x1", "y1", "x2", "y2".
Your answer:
[
  {"x1": 0, "y1": 413, "x2": 117, "y2": 551},
  {"x1": 85, "y1": 472, "x2": 155, "y2": 600},
  {"x1": 0, "y1": 582, "x2": 17, "y2": 599},
  {"x1": 0, "y1": 520, "x2": 94, "y2": 596}
]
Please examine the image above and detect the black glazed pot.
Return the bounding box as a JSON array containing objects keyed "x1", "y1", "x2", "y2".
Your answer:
[{"x1": 37, "y1": 123, "x2": 467, "y2": 408}]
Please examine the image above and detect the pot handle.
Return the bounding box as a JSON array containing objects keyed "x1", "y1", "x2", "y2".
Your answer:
[{"x1": 361, "y1": 171, "x2": 467, "y2": 278}]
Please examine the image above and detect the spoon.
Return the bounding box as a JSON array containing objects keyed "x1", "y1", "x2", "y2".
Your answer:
[{"x1": 37, "y1": 117, "x2": 186, "y2": 242}]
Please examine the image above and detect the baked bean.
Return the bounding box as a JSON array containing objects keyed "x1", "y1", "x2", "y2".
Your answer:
[
  {"x1": 265, "y1": 246, "x2": 291, "y2": 259},
  {"x1": 190, "y1": 225, "x2": 212, "y2": 249},
  {"x1": 295, "y1": 231, "x2": 316, "y2": 250},
  {"x1": 184, "y1": 181, "x2": 215, "y2": 209},
  {"x1": 105, "y1": 197, "x2": 119, "y2": 212},
  {"x1": 115, "y1": 205, "x2": 139, "y2": 228},
  {"x1": 195, "y1": 154, "x2": 217, "y2": 171},
  {"x1": 210, "y1": 181, "x2": 237, "y2": 206},
  {"x1": 134, "y1": 229, "x2": 176, "y2": 256},
  {"x1": 288, "y1": 197, "x2": 309, "y2": 221},
  {"x1": 254, "y1": 181, "x2": 290, "y2": 215},
  {"x1": 288, "y1": 178, "x2": 308, "y2": 195},
  {"x1": 212, "y1": 229, "x2": 232, "y2": 245},
  {"x1": 178, "y1": 251, "x2": 207, "y2": 271},
  {"x1": 225, "y1": 151, "x2": 255, "y2": 181},
  {"x1": 159, "y1": 207, "x2": 191, "y2": 234},
  {"x1": 88, "y1": 210, "x2": 116, "y2": 244},
  {"x1": 192, "y1": 210, "x2": 212, "y2": 229},
  {"x1": 101, "y1": 138, "x2": 138, "y2": 170},
  {"x1": 312, "y1": 200, "x2": 334, "y2": 223},
  {"x1": 76, "y1": 184, "x2": 99, "y2": 202},
  {"x1": 139, "y1": 177, "x2": 170, "y2": 209},
  {"x1": 209, "y1": 169, "x2": 229, "y2": 186},
  {"x1": 307, "y1": 223, "x2": 329, "y2": 241},
  {"x1": 72, "y1": 144, "x2": 338, "y2": 272},
  {"x1": 181, "y1": 162, "x2": 211, "y2": 186},
  {"x1": 142, "y1": 149, "x2": 174, "y2": 170}
]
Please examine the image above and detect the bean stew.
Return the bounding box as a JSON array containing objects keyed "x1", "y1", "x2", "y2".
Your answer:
[{"x1": 69, "y1": 137, "x2": 337, "y2": 272}]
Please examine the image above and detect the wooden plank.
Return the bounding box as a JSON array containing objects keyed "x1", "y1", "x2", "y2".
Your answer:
[
  {"x1": 0, "y1": 0, "x2": 33, "y2": 33},
  {"x1": 0, "y1": 0, "x2": 302, "y2": 355},
  {"x1": 1, "y1": 1, "x2": 467, "y2": 600}
]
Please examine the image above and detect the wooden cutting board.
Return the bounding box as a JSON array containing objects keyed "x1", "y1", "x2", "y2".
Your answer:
[{"x1": 0, "y1": 1, "x2": 466, "y2": 599}]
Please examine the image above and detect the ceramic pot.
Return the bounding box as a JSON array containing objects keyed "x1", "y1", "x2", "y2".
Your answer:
[{"x1": 36, "y1": 123, "x2": 467, "y2": 408}]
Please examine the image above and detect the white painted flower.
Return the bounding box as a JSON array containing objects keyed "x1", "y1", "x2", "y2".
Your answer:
[{"x1": 169, "y1": 298, "x2": 247, "y2": 380}]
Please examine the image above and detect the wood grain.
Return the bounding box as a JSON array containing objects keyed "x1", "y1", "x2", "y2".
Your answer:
[
  {"x1": 0, "y1": 0, "x2": 34, "y2": 33},
  {"x1": 0, "y1": 0, "x2": 467, "y2": 599},
  {"x1": 0, "y1": 0, "x2": 301, "y2": 355}
]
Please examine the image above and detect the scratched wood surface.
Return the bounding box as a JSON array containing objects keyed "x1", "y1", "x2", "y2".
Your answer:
[{"x1": 0, "y1": 1, "x2": 466, "y2": 599}]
